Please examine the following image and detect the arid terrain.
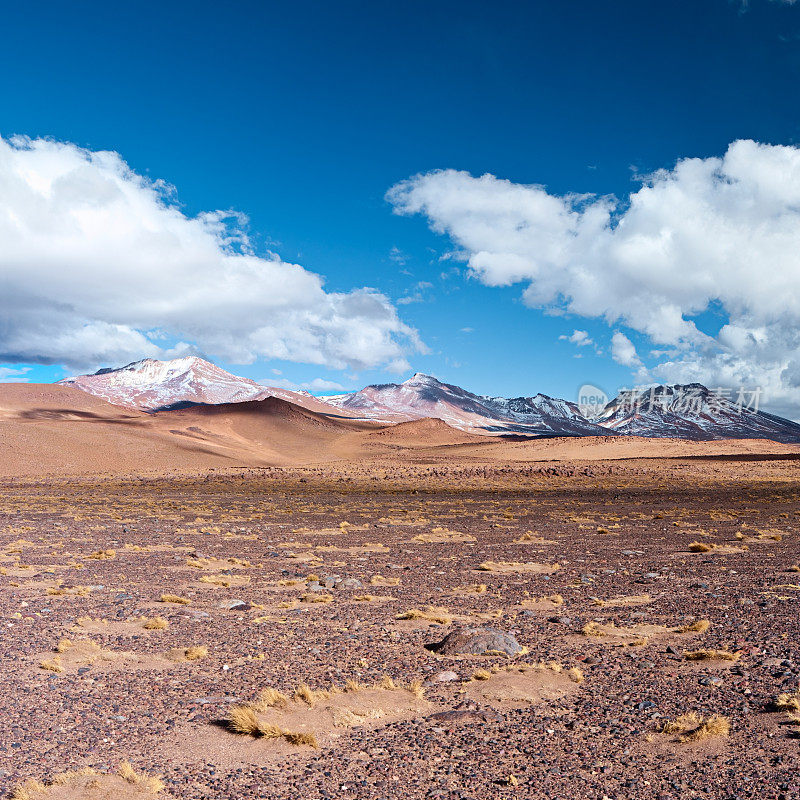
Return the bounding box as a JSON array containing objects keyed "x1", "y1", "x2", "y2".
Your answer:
[{"x1": 2, "y1": 451, "x2": 800, "y2": 800}]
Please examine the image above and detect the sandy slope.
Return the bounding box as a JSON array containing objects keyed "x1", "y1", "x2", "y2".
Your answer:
[{"x1": 2, "y1": 384, "x2": 799, "y2": 478}]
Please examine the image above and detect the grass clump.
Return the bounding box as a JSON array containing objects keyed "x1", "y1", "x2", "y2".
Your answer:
[
  {"x1": 677, "y1": 619, "x2": 711, "y2": 634},
  {"x1": 683, "y1": 649, "x2": 738, "y2": 661},
  {"x1": 567, "y1": 666, "x2": 585, "y2": 683},
  {"x1": 661, "y1": 712, "x2": 731, "y2": 742},
  {"x1": 688, "y1": 541, "x2": 714, "y2": 553},
  {"x1": 142, "y1": 616, "x2": 169, "y2": 630},
  {"x1": 39, "y1": 656, "x2": 63, "y2": 673},
  {"x1": 582, "y1": 621, "x2": 605, "y2": 637},
  {"x1": 159, "y1": 593, "x2": 191, "y2": 605},
  {"x1": 396, "y1": 606, "x2": 452, "y2": 625},
  {"x1": 774, "y1": 690, "x2": 800, "y2": 711},
  {"x1": 300, "y1": 593, "x2": 334, "y2": 603}
]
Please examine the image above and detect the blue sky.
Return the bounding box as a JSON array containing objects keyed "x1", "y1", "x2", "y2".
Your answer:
[{"x1": 3, "y1": 0, "x2": 800, "y2": 411}]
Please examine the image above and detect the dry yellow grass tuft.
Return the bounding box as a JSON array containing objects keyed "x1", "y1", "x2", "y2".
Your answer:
[
  {"x1": 39, "y1": 657, "x2": 63, "y2": 673},
  {"x1": 472, "y1": 668, "x2": 492, "y2": 681},
  {"x1": 283, "y1": 731, "x2": 319, "y2": 747},
  {"x1": 116, "y1": 762, "x2": 165, "y2": 793},
  {"x1": 255, "y1": 687, "x2": 290, "y2": 709},
  {"x1": 370, "y1": 574, "x2": 401, "y2": 587},
  {"x1": 476, "y1": 560, "x2": 560, "y2": 573},
  {"x1": 10, "y1": 779, "x2": 47, "y2": 800},
  {"x1": 661, "y1": 712, "x2": 730, "y2": 742},
  {"x1": 396, "y1": 606, "x2": 452, "y2": 625},
  {"x1": 87, "y1": 549, "x2": 116, "y2": 560},
  {"x1": 300, "y1": 593, "x2": 334, "y2": 603},
  {"x1": 159, "y1": 593, "x2": 191, "y2": 605},
  {"x1": 227, "y1": 704, "x2": 319, "y2": 747},
  {"x1": 775, "y1": 690, "x2": 800, "y2": 711},
  {"x1": 167, "y1": 645, "x2": 208, "y2": 662},
  {"x1": 680, "y1": 715, "x2": 730, "y2": 742},
  {"x1": 582, "y1": 621, "x2": 605, "y2": 637},
  {"x1": 688, "y1": 541, "x2": 714, "y2": 553},
  {"x1": 11, "y1": 763, "x2": 164, "y2": 799},
  {"x1": 683, "y1": 649, "x2": 739, "y2": 661},
  {"x1": 142, "y1": 616, "x2": 169, "y2": 630},
  {"x1": 228, "y1": 704, "x2": 262, "y2": 735},
  {"x1": 677, "y1": 619, "x2": 711, "y2": 634},
  {"x1": 567, "y1": 666, "x2": 585, "y2": 683},
  {"x1": 198, "y1": 575, "x2": 232, "y2": 587}
]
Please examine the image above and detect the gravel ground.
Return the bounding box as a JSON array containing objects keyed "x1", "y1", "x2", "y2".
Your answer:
[{"x1": 2, "y1": 463, "x2": 800, "y2": 799}]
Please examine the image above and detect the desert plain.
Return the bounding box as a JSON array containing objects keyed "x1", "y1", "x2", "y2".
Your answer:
[{"x1": 2, "y1": 387, "x2": 800, "y2": 799}]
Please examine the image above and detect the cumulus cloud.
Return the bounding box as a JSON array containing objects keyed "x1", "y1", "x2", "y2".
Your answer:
[
  {"x1": 388, "y1": 140, "x2": 800, "y2": 411},
  {"x1": 560, "y1": 329, "x2": 593, "y2": 347},
  {"x1": 611, "y1": 332, "x2": 642, "y2": 368},
  {"x1": 0, "y1": 135, "x2": 422, "y2": 372}
]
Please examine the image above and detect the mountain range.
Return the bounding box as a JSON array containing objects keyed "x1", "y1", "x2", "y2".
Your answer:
[{"x1": 56, "y1": 357, "x2": 800, "y2": 443}]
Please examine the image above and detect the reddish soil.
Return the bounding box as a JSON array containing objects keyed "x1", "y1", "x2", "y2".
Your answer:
[{"x1": 1, "y1": 462, "x2": 800, "y2": 799}]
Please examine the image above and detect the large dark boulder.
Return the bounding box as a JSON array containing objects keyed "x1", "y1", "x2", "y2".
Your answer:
[{"x1": 427, "y1": 626, "x2": 523, "y2": 656}]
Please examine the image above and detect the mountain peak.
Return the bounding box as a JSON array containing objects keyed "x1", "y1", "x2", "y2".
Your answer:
[{"x1": 404, "y1": 372, "x2": 440, "y2": 385}]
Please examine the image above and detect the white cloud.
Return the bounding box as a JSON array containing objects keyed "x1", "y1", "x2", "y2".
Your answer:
[
  {"x1": 0, "y1": 366, "x2": 31, "y2": 383},
  {"x1": 388, "y1": 140, "x2": 800, "y2": 411},
  {"x1": 397, "y1": 280, "x2": 434, "y2": 305},
  {"x1": 560, "y1": 329, "x2": 593, "y2": 347},
  {"x1": 611, "y1": 332, "x2": 642, "y2": 368},
  {"x1": 260, "y1": 376, "x2": 347, "y2": 392},
  {"x1": 303, "y1": 378, "x2": 346, "y2": 391},
  {"x1": 0, "y1": 135, "x2": 423, "y2": 372}
]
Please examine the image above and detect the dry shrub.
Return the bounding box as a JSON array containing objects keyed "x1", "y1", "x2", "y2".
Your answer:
[
  {"x1": 117, "y1": 762, "x2": 165, "y2": 793},
  {"x1": 472, "y1": 668, "x2": 492, "y2": 681},
  {"x1": 688, "y1": 542, "x2": 714, "y2": 553},
  {"x1": 11, "y1": 763, "x2": 164, "y2": 799}
]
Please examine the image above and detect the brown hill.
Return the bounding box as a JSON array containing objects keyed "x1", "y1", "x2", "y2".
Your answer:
[
  {"x1": 3, "y1": 384, "x2": 800, "y2": 478},
  {"x1": 367, "y1": 417, "x2": 488, "y2": 447}
]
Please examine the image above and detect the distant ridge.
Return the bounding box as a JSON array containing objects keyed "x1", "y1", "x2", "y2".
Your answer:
[{"x1": 57, "y1": 358, "x2": 800, "y2": 442}]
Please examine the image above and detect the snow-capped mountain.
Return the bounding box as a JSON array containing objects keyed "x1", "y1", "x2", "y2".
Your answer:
[
  {"x1": 58, "y1": 360, "x2": 800, "y2": 442},
  {"x1": 597, "y1": 383, "x2": 800, "y2": 443},
  {"x1": 322, "y1": 373, "x2": 610, "y2": 436},
  {"x1": 58, "y1": 357, "x2": 323, "y2": 413}
]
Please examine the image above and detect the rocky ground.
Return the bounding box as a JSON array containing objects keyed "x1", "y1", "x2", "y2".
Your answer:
[{"x1": 2, "y1": 462, "x2": 800, "y2": 799}]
